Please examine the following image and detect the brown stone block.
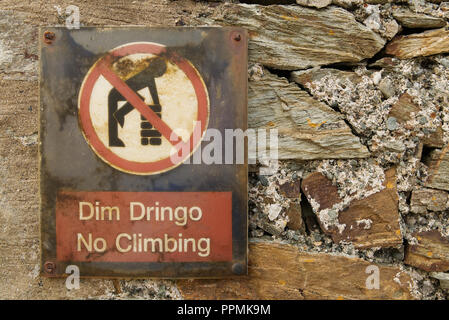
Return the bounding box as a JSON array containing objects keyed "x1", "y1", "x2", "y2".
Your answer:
[
  {"x1": 387, "y1": 93, "x2": 444, "y2": 149},
  {"x1": 278, "y1": 179, "x2": 301, "y2": 199},
  {"x1": 386, "y1": 28, "x2": 449, "y2": 59},
  {"x1": 424, "y1": 147, "x2": 449, "y2": 191},
  {"x1": 301, "y1": 172, "x2": 341, "y2": 211},
  {"x1": 405, "y1": 230, "x2": 449, "y2": 272},
  {"x1": 286, "y1": 202, "x2": 305, "y2": 233},
  {"x1": 422, "y1": 126, "x2": 444, "y2": 149},
  {"x1": 177, "y1": 242, "x2": 415, "y2": 300},
  {"x1": 410, "y1": 188, "x2": 448, "y2": 214},
  {"x1": 301, "y1": 169, "x2": 402, "y2": 248},
  {"x1": 332, "y1": 168, "x2": 402, "y2": 249}
]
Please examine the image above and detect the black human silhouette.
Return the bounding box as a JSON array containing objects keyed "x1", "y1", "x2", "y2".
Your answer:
[{"x1": 108, "y1": 57, "x2": 167, "y2": 147}]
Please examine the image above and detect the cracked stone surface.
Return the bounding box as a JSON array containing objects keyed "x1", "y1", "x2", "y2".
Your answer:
[
  {"x1": 1, "y1": 0, "x2": 449, "y2": 300},
  {"x1": 196, "y1": 4, "x2": 386, "y2": 70},
  {"x1": 249, "y1": 67, "x2": 370, "y2": 159}
]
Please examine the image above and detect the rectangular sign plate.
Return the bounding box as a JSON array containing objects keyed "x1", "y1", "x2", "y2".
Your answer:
[{"x1": 39, "y1": 27, "x2": 248, "y2": 278}]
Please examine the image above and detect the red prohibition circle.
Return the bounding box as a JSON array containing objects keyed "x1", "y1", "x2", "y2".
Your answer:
[{"x1": 78, "y1": 42, "x2": 210, "y2": 175}]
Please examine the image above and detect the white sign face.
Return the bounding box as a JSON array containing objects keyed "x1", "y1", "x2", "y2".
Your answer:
[
  {"x1": 89, "y1": 53, "x2": 199, "y2": 163},
  {"x1": 78, "y1": 42, "x2": 210, "y2": 175}
]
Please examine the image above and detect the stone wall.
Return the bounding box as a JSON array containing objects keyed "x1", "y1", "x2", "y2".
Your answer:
[{"x1": 1, "y1": 0, "x2": 449, "y2": 299}]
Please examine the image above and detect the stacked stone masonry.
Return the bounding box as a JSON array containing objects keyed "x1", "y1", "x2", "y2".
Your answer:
[{"x1": 1, "y1": 0, "x2": 449, "y2": 299}]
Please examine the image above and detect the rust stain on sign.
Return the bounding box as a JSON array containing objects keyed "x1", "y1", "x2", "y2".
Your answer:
[{"x1": 39, "y1": 27, "x2": 248, "y2": 278}]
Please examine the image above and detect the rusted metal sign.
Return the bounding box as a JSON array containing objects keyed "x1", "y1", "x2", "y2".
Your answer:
[{"x1": 39, "y1": 27, "x2": 248, "y2": 278}]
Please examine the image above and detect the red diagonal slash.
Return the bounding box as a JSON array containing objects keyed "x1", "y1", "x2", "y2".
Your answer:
[{"x1": 97, "y1": 59, "x2": 183, "y2": 146}]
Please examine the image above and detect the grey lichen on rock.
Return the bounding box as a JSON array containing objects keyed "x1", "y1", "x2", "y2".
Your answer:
[
  {"x1": 291, "y1": 58, "x2": 447, "y2": 168},
  {"x1": 197, "y1": 4, "x2": 386, "y2": 70},
  {"x1": 291, "y1": 67, "x2": 361, "y2": 89},
  {"x1": 291, "y1": 66, "x2": 388, "y2": 137},
  {"x1": 301, "y1": 167, "x2": 403, "y2": 249},
  {"x1": 359, "y1": 3, "x2": 400, "y2": 40},
  {"x1": 249, "y1": 68, "x2": 370, "y2": 159},
  {"x1": 385, "y1": 91, "x2": 444, "y2": 149},
  {"x1": 386, "y1": 28, "x2": 449, "y2": 59}
]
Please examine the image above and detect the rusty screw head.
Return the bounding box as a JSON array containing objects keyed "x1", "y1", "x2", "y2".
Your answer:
[
  {"x1": 233, "y1": 33, "x2": 242, "y2": 42},
  {"x1": 232, "y1": 262, "x2": 245, "y2": 275},
  {"x1": 43, "y1": 31, "x2": 56, "y2": 44},
  {"x1": 44, "y1": 261, "x2": 56, "y2": 274}
]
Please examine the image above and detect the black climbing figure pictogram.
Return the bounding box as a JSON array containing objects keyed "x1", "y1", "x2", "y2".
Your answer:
[{"x1": 108, "y1": 57, "x2": 167, "y2": 147}]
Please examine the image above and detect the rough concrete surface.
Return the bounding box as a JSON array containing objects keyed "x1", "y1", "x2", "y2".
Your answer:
[{"x1": 1, "y1": 0, "x2": 449, "y2": 300}]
